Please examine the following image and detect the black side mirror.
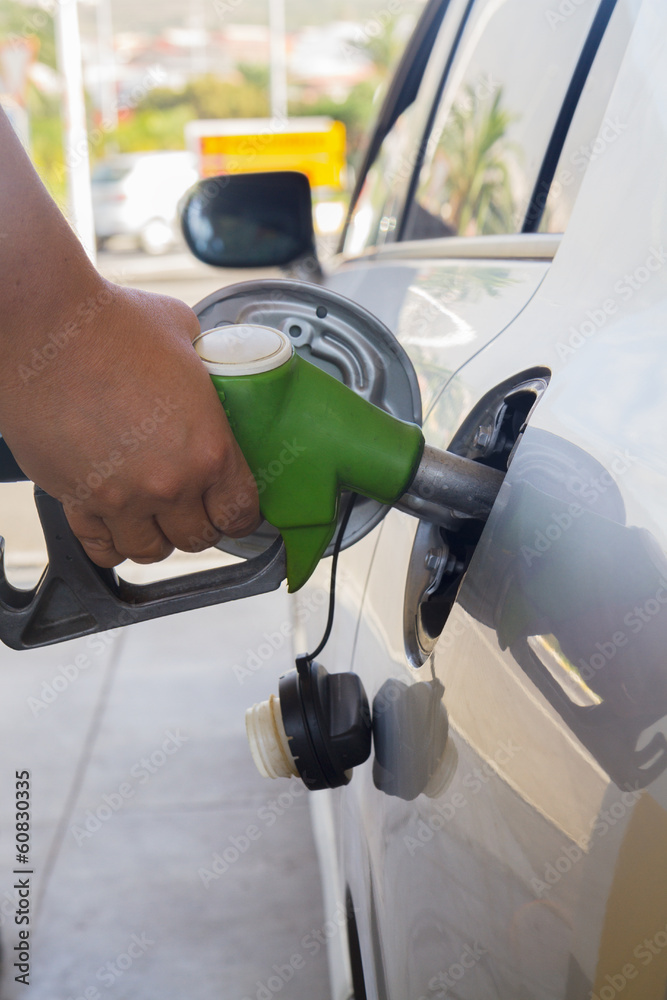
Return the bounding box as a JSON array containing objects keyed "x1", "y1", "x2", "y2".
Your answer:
[{"x1": 180, "y1": 171, "x2": 316, "y2": 268}]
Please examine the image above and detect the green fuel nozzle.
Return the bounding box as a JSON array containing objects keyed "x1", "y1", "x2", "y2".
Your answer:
[{"x1": 195, "y1": 324, "x2": 502, "y2": 592}]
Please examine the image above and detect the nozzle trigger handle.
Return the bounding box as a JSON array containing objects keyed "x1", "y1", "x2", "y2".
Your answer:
[{"x1": 0, "y1": 487, "x2": 286, "y2": 650}]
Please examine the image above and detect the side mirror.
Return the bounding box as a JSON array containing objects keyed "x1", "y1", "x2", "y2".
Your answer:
[{"x1": 180, "y1": 171, "x2": 316, "y2": 268}]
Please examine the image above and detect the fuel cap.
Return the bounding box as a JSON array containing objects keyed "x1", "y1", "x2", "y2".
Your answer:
[
  {"x1": 193, "y1": 324, "x2": 293, "y2": 377},
  {"x1": 246, "y1": 658, "x2": 372, "y2": 790}
]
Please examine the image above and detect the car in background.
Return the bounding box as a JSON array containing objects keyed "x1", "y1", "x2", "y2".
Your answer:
[
  {"x1": 182, "y1": 0, "x2": 667, "y2": 997},
  {"x1": 92, "y1": 150, "x2": 198, "y2": 254}
]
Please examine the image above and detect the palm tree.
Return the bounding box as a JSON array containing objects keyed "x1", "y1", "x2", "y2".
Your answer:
[{"x1": 429, "y1": 83, "x2": 517, "y2": 236}]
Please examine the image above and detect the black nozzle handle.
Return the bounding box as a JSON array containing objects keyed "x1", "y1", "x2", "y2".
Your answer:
[{"x1": 0, "y1": 488, "x2": 286, "y2": 650}]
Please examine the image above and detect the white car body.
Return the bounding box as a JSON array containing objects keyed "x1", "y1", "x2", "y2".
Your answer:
[
  {"x1": 284, "y1": 1, "x2": 667, "y2": 998},
  {"x1": 92, "y1": 150, "x2": 198, "y2": 253}
]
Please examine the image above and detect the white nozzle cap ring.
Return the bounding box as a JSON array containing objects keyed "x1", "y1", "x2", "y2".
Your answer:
[
  {"x1": 245, "y1": 694, "x2": 299, "y2": 780},
  {"x1": 194, "y1": 324, "x2": 293, "y2": 377}
]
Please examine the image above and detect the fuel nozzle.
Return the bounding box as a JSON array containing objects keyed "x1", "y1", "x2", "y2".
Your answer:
[{"x1": 194, "y1": 323, "x2": 503, "y2": 593}]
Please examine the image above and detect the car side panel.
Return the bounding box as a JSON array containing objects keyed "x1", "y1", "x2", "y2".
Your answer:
[{"x1": 330, "y1": 3, "x2": 667, "y2": 998}]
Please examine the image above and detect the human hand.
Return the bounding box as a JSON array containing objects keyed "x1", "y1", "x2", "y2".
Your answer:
[{"x1": 0, "y1": 279, "x2": 261, "y2": 567}]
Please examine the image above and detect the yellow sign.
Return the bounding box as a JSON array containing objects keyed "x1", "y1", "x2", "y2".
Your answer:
[{"x1": 186, "y1": 117, "x2": 346, "y2": 189}]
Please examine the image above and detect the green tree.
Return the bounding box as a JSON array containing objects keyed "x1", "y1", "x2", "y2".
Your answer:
[
  {"x1": 184, "y1": 73, "x2": 269, "y2": 118},
  {"x1": 290, "y1": 11, "x2": 421, "y2": 175},
  {"x1": 237, "y1": 62, "x2": 270, "y2": 91},
  {"x1": 0, "y1": 0, "x2": 56, "y2": 67},
  {"x1": 432, "y1": 85, "x2": 517, "y2": 236},
  {"x1": 351, "y1": 15, "x2": 405, "y2": 75},
  {"x1": 290, "y1": 79, "x2": 377, "y2": 170},
  {"x1": 97, "y1": 73, "x2": 271, "y2": 157},
  {"x1": 0, "y1": 1, "x2": 65, "y2": 198},
  {"x1": 135, "y1": 73, "x2": 269, "y2": 121},
  {"x1": 107, "y1": 104, "x2": 193, "y2": 153}
]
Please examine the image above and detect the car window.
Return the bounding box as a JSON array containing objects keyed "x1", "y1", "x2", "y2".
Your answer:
[
  {"x1": 342, "y1": 0, "x2": 470, "y2": 256},
  {"x1": 537, "y1": 0, "x2": 635, "y2": 234},
  {"x1": 344, "y1": 106, "x2": 420, "y2": 254},
  {"x1": 402, "y1": 0, "x2": 604, "y2": 241}
]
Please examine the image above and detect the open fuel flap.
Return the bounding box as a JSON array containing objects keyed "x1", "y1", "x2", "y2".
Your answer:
[
  {"x1": 193, "y1": 278, "x2": 423, "y2": 563},
  {"x1": 403, "y1": 370, "x2": 551, "y2": 668}
]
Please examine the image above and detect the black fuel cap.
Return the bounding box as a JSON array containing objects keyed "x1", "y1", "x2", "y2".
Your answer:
[{"x1": 279, "y1": 657, "x2": 372, "y2": 790}]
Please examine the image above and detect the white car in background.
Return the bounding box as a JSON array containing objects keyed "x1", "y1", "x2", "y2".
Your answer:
[
  {"x1": 181, "y1": 0, "x2": 667, "y2": 997},
  {"x1": 92, "y1": 150, "x2": 198, "y2": 254}
]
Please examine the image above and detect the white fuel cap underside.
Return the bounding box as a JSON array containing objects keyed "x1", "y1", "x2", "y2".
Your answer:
[{"x1": 194, "y1": 324, "x2": 293, "y2": 376}]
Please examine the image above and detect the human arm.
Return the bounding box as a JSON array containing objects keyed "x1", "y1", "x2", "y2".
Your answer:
[{"x1": 0, "y1": 110, "x2": 260, "y2": 567}]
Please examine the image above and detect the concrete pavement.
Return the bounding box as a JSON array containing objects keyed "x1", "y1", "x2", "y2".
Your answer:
[
  {"x1": 0, "y1": 576, "x2": 330, "y2": 999},
  {"x1": 0, "y1": 250, "x2": 332, "y2": 999}
]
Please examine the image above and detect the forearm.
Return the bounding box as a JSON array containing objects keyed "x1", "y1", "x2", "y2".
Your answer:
[
  {"x1": 0, "y1": 111, "x2": 260, "y2": 563},
  {"x1": 0, "y1": 110, "x2": 104, "y2": 382}
]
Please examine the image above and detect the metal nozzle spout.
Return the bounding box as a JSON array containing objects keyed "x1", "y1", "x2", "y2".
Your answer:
[{"x1": 396, "y1": 444, "x2": 504, "y2": 525}]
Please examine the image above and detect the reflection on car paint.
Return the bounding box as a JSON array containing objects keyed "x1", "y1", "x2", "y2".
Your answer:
[
  {"x1": 372, "y1": 677, "x2": 457, "y2": 801},
  {"x1": 462, "y1": 428, "x2": 667, "y2": 789}
]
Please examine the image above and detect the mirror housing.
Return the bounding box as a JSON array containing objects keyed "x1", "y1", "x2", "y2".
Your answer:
[{"x1": 181, "y1": 171, "x2": 316, "y2": 268}]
